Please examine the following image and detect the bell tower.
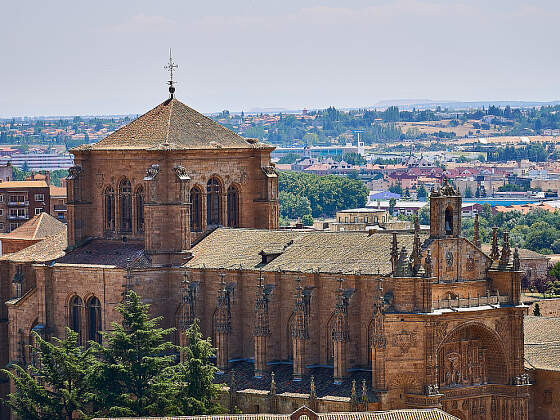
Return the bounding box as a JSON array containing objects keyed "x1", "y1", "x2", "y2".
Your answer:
[{"x1": 429, "y1": 179, "x2": 462, "y2": 238}]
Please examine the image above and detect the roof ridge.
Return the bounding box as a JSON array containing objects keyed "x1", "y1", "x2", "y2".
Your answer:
[{"x1": 164, "y1": 97, "x2": 174, "y2": 146}]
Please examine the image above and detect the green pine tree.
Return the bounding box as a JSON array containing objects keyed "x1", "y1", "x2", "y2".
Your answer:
[
  {"x1": 1, "y1": 328, "x2": 97, "y2": 420},
  {"x1": 168, "y1": 320, "x2": 223, "y2": 415},
  {"x1": 533, "y1": 303, "x2": 541, "y2": 316},
  {"x1": 91, "y1": 290, "x2": 178, "y2": 417}
]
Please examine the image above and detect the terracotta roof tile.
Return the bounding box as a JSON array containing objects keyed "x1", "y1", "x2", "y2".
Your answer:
[
  {"x1": 0, "y1": 213, "x2": 66, "y2": 240},
  {"x1": 55, "y1": 239, "x2": 151, "y2": 268},
  {"x1": 49, "y1": 185, "x2": 66, "y2": 197},
  {"x1": 524, "y1": 316, "x2": 560, "y2": 344},
  {"x1": 185, "y1": 228, "x2": 424, "y2": 275},
  {"x1": 524, "y1": 316, "x2": 560, "y2": 371},
  {"x1": 74, "y1": 98, "x2": 272, "y2": 152},
  {"x1": 0, "y1": 180, "x2": 48, "y2": 188},
  {"x1": 94, "y1": 409, "x2": 458, "y2": 420},
  {"x1": 0, "y1": 229, "x2": 67, "y2": 263}
]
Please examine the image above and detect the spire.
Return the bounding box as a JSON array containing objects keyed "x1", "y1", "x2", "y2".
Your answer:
[
  {"x1": 270, "y1": 372, "x2": 276, "y2": 395},
  {"x1": 411, "y1": 217, "x2": 422, "y2": 274},
  {"x1": 335, "y1": 277, "x2": 345, "y2": 311},
  {"x1": 513, "y1": 247, "x2": 520, "y2": 271},
  {"x1": 490, "y1": 227, "x2": 500, "y2": 260},
  {"x1": 473, "y1": 213, "x2": 481, "y2": 248},
  {"x1": 395, "y1": 246, "x2": 412, "y2": 277},
  {"x1": 310, "y1": 375, "x2": 316, "y2": 399},
  {"x1": 361, "y1": 379, "x2": 368, "y2": 405},
  {"x1": 391, "y1": 233, "x2": 398, "y2": 275},
  {"x1": 164, "y1": 49, "x2": 178, "y2": 98},
  {"x1": 351, "y1": 379, "x2": 359, "y2": 406},
  {"x1": 424, "y1": 249, "x2": 433, "y2": 278},
  {"x1": 500, "y1": 231, "x2": 511, "y2": 267}
]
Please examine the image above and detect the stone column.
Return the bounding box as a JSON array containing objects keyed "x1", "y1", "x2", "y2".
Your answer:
[
  {"x1": 215, "y1": 274, "x2": 232, "y2": 372},
  {"x1": 333, "y1": 278, "x2": 350, "y2": 383},
  {"x1": 292, "y1": 278, "x2": 308, "y2": 381},
  {"x1": 254, "y1": 273, "x2": 272, "y2": 377},
  {"x1": 371, "y1": 282, "x2": 387, "y2": 391}
]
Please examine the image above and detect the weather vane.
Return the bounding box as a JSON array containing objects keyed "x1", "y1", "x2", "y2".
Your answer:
[{"x1": 164, "y1": 49, "x2": 178, "y2": 98}]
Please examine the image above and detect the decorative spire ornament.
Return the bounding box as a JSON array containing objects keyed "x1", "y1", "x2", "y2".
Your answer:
[
  {"x1": 164, "y1": 49, "x2": 178, "y2": 98},
  {"x1": 500, "y1": 231, "x2": 511, "y2": 267},
  {"x1": 513, "y1": 247, "x2": 520, "y2": 271},
  {"x1": 424, "y1": 249, "x2": 433, "y2": 278},
  {"x1": 490, "y1": 227, "x2": 500, "y2": 260},
  {"x1": 361, "y1": 379, "x2": 368, "y2": 405},
  {"x1": 473, "y1": 213, "x2": 481, "y2": 248},
  {"x1": 351, "y1": 379, "x2": 359, "y2": 407},
  {"x1": 270, "y1": 372, "x2": 277, "y2": 395},
  {"x1": 310, "y1": 375, "x2": 317, "y2": 399},
  {"x1": 411, "y1": 216, "x2": 422, "y2": 274},
  {"x1": 391, "y1": 233, "x2": 398, "y2": 275}
]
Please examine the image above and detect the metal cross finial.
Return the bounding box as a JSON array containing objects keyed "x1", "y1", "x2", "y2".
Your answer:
[{"x1": 164, "y1": 49, "x2": 178, "y2": 98}]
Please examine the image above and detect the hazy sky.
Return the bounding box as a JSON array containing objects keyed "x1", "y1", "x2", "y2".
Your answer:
[{"x1": 1, "y1": 0, "x2": 559, "y2": 117}]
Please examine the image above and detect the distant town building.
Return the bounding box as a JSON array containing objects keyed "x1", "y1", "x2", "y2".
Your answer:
[
  {"x1": 0, "y1": 162, "x2": 12, "y2": 183},
  {"x1": 0, "y1": 152, "x2": 74, "y2": 171},
  {"x1": 0, "y1": 212, "x2": 66, "y2": 256},
  {"x1": 0, "y1": 181, "x2": 51, "y2": 232},
  {"x1": 49, "y1": 183, "x2": 67, "y2": 222},
  {"x1": 367, "y1": 199, "x2": 427, "y2": 216},
  {"x1": 330, "y1": 208, "x2": 389, "y2": 232}
]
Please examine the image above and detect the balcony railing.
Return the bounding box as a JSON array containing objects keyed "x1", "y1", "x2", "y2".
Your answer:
[
  {"x1": 7, "y1": 201, "x2": 29, "y2": 207},
  {"x1": 7, "y1": 215, "x2": 29, "y2": 220},
  {"x1": 433, "y1": 291, "x2": 510, "y2": 310},
  {"x1": 54, "y1": 205, "x2": 67, "y2": 211}
]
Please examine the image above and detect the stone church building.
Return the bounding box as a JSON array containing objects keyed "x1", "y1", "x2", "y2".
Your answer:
[{"x1": 0, "y1": 92, "x2": 531, "y2": 420}]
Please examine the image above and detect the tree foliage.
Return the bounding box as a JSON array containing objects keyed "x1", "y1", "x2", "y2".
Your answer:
[
  {"x1": 3, "y1": 291, "x2": 223, "y2": 419},
  {"x1": 278, "y1": 171, "x2": 367, "y2": 218},
  {"x1": 462, "y1": 208, "x2": 560, "y2": 254},
  {"x1": 1, "y1": 328, "x2": 96, "y2": 420}
]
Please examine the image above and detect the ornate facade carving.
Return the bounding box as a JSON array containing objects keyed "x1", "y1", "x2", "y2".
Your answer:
[
  {"x1": 173, "y1": 165, "x2": 190, "y2": 181},
  {"x1": 144, "y1": 164, "x2": 160, "y2": 181},
  {"x1": 392, "y1": 329, "x2": 418, "y2": 356}
]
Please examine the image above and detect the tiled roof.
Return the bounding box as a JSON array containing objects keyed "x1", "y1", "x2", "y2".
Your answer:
[
  {"x1": 214, "y1": 361, "x2": 374, "y2": 401},
  {"x1": 0, "y1": 180, "x2": 48, "y2": 188},
  {"x1": 524, "y1": 316, "x2": 560, "y2": 371},
  {"x1": 94, "y1": 409, "x2": 458, "y2": 420},
  {"x1": 481, "y1": 245, "x2": 548, "y2": 260},
  {"x1": 0, "y1": 213, "x2": 66, "y2": 240},
  {"x1": 525, "y1": 343, "x2": 560, "y2": 371},
  {"x1": 0, "y1": 229, "x2": 67, "y2": 263},
  {"x1": 49, "y1": 185, "x2": 66, "y2": 197},
  {"x1": 73, "y1": 98, "x2": 272, "y2": 152},
  {"x1": 55, "y1": 239, "x2": 151, "y2": 268},
  {"x1": 524, "y1": 316, "x2": 560, "y2": 344},
  {"x1": 185, "y1": 228, "x2": 423, "y2": 275}
]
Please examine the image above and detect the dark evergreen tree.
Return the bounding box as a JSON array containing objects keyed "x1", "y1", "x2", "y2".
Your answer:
[
  {"x1": 1, "y1": 328, "x2": 97, "y2": 420},
  {"x1": 91, "y1": 290, "x2": 178, "y2": 417},
  {"x1": 167, "y1": 320, "x2": 223, "y2": 415}
]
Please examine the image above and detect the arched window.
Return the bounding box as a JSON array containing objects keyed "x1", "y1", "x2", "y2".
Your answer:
[
  {"x1": 135, "y1": 186, "x2": 144, "y2": 233},
  {"x1": 190, "y1": 187, "x2": 202, "y2": 232},
  {"x1": 104, "y1": 186, "x2": 115, "y2": 232},
  {"x1": 119, "y1": 178, "x2": 132, "y2": 232},
  {"x1": 87, "y1": 297, "x2": 102, "y2": 343},
  {"x1": 227, "y1": 185, "x2": 239, "y2": 227},
  {"x1": 445, "y1": 206, "x2": 453, "y2": 235},
  {"x1": 207, "y1": 178, "x2": 222, "y2": 226},
  {"x1": 69, "y1": 296, "x2": 82, "y2": 342}
]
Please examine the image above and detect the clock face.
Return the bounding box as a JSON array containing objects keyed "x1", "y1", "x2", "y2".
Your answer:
[{"x1": 446, "y1": 250, "x2": 454, "y2": 266}]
